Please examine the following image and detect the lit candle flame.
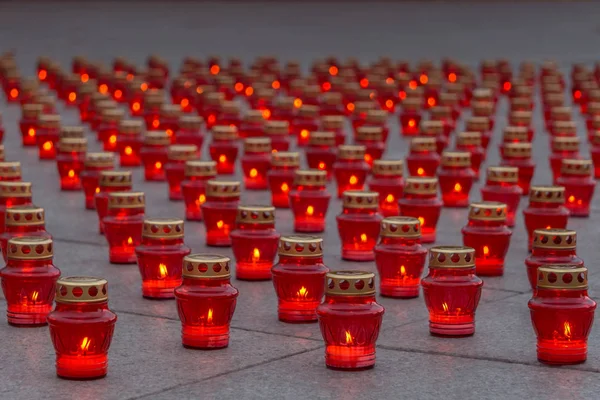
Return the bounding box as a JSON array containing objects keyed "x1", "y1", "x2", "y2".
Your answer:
[
  {"x1": 400, "y1": 266, "x2": 406, "y2": 276},
  {"x1": 454, "y1": 183, "x2": 462, "y2": 192},
  {"x1": 166, "y1": 129, "x2": 174, "y2": 137},
  {"x1": 418, "y1": 217, "x2": 425, "y2": 226},
  {"x1": 210, "y1": 65, "x2": 220, "y2": 75},
  {"x1": 417, "y1": 167, "x2": 425, "y2": 176},
  {"x1": 38, "y1": 70, "x2": 47, "y2": 80},
  {"x1": 28, "y1": 128, "x2": 36, "y2": 137},
  {"x1": 216, "y1": 220, "x2": 224, "y2": 229},
  {"x1": 95, "y1": 187, "x2": 100, "y2": 194},
  {"x1": 99, "y1": 84, "x2": 108, "y2": 94},
  {"x1": 10, "y1": 89, "x2": 19, "y2": 99},
  {"x1": 408, "y1": 119, "x2": 416, "y2": 128},
  {"x1": 196, "y1": 194, "x2": 206, "y2": 206},
  {"x1": 80, "y1": 337, "x2": 91, "y2": 353},
  {"x1": 345, "y1": 331, "x2": 354, "y2": 345},
  {"x1": 127, "y1": 237, "x2": 133, "y2": 245},
  {"x1": 280, "y1": 183, "x2": 289, "y2": 193},
  {"x1": 252, "y1": 248, "x2": 260, "y2": 263},
  {"x1": 385, "y1": 99, "x2": 394, "y2": 109},
  {"x1": 114, "y1": 90, "x2": 122, "y2": 99},
  {"x1": 249, "y1": 168, "x2": 258, "y2": 178},
  {"x1": 42, "y1": 141, "x2": 53, "y2": 151},
  {"x1": 159, "y1": 263, "x2": 168, "y2": 278},
  {"x1": 262, "y1": 109, "x2": 271, "y2": 119},
  {"x1": 218, "y1": 155, "x2": 227, "y2": 163},
  {"x1": 68, "y1": 170, "x2": 75, "y2": 178},
  {"x1": 109, "y1": 135, "x2": 117, "y2": 144},
  {"x1": 207, "y1": 115, "x2": 216, "y2": 125},
  {"x1": 346, "y1": 103, "x2": 355, "y2": 112},
  {"x1": 207, "y1": 308, "x2": 213, "y2": 323},
  {"x1": 140, "y1": 83, "x2": 148, "y2": 91},
  {"x1": 297, "y1": 286, "x2": 308, "y2": 298},
  {"x1": 124, "y1": 146, "x2": 133, "y2": 155},
  {"x1": 155, "y1": 161, "x2": 162, "y2": 169},
  {"x1": 386, "y1": 194, "x2": 395, "y2": 203},
  {"x1": 360, "y1": 233, "x2": 368, "y2": 243},
  {"x1": 132, "y1": 102, "x2": 141, "y2": 112},
  {"x1": 364, "y1": 154, "x2": 372, "y2": 163},
  {"x1": 568, "y1": 195, "x2": 575, "y2": 203},
  {"x1": 306, "y1": 205, "x2": 314, "y2": 216},
  {"x1": 318, "y1": 162, "x2": 326, "y2": 170},
  {"x1": 272, "y1": 80, "x2": 280, "y2": 90},
  {"x1": 483, "y1": 246, "x2": 490, "y2": 256},
  {"x1": 294, "y1": 98, "x2": 303, "y2": 108},
  {"x1": 81, "y1": 73, "x2": 89, "y2": 83},
  {"x1": 564, "y1": 321, "x2": 572, "y2": 339},
  {"x1": 68, "y1": 92, "x2": 77, "y2": 102},
  {"x1": 31, "y1": 291, "x2": 39, "y2": 302},
  {"x1": 448, "y1": 73, "x2": 457, "y2": 82},
  {"x1": 349, "y1": 175, "x2": 358, "y2": 185},
  {"x1": 180, "y1": 98, "x2": 189, "y2": 108},
  {"x1": 300, "y1": 129, "x2": 309, "y2": 139},
  {"x1": 442, "y1": 302, "x2": 449, "y2": 312},
  {"x1": 152, "y1": 119, "x2": 160, "y2": 128}
]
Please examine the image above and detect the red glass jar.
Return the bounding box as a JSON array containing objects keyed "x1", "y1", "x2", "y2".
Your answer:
[
  {"x1": 142, "y1": 91, "x2": 165, "y2": 130},
  {"x1": 306, "y1": 131, "x2": 337, "y2": 179},
  {"x1": 368, "y1": 160, "x2": 404, "y2": 217},
  {"x1": 267, "y1": 152, "x2": 300, "y2": 208},
  {"x1": 293, "y1": 105, "x2": 320, "y2": 146},
  {"x1": 97, "y1": 109, "x2": 125, "y2": 152},
  {"x1": 60, "y1": 125, "x2": 85, "y2": 143},
  {"x1": 422, "y1": 246, "x2": 483, "y2": 336},
  {"x1": 215, "y1": 100, "x2": 241, "y2": 129},
  {"x1": 508, "y1": 110, "x2": 534, "y2": 141},
  {"x1": 117, "y1": 120, "x2": 143, "y2": 167},
  {"x1": 241, "y1": 137, "x2": 272, "y2": 190},
  {"x1": 199, "y1": 92, "x2": 225, "y2": 129},
  {"x1": 456, "y1": 131, "x2": 484, "y2": 179},
  {"x1": 94, "y1": 171, "x2": 133, "y2": 234},
  {"x1": 526, "y1": 229, "x2": 583, "y2": 292},
  {"x1": 230, "y1": 205, "x2": 281, "y2": 280},
  {"x1": 48, "y1": 277, "x2": 117, "y2": 379},
  {"x1": 140, "y1": 130, "x2": 170, "y2": 181},
  {"x1": 374, "y1": 216, "x2": 427, "y2": 298},
  {"x1": 81, "y1": 153, "x2": 115, "y2": 210},
  {"x1": 529, "y1": 265, "x2": 596, "y2": 365},
  {"x1": 557, "y1": 159, "x2": 596, "y2": 217},
  {"x1": 336, "y1": 191, "x2": 383, "y2": 261},
  {"x1": 406, "y1": 137, "x2": 441, "y2": 177},
  {"x1": 0, "y1": 205, "x2": 51, "y2": 263},
  {"x1": 429, "y1": 106, "x2": 455, "y2": 138},
  {"x1": 238, "y1": 110, "x2": 265, "y2": 139},
  {"x1": 0, "y1": 161, "x2": 21, "y2": 182},
  {"x1": 289, "y1": 170, "x2": 330, "y2": 233},
  {"x1": 550, "y1": 120, "x2": 577, "y2": 139},
  {"x1": 264, "y1": 120, "x2": 291, "y2": 152},
  {"x1": 209, "y1": 125, "x2": 239, "y2": 175},
  {"x1": 201, "y1": 181, "x2": 240, "y2": 246},
  {"x1": 316, "y1": 271, "x2": 384, "y2": 370},
  {"x1": 333, "y1": 145, "x2": 369, "y2": 198},
  {"x1": 175, "y1": 254, "x2": 238, "y2": 349},
  {"x1": 438, "y1": 151, "x2": 474, "y2": 207},
  {"x1": 270, "y1": 96, "x2": 296, "y2": 123},
  {"x1": 159, "y1": 104, "x2": 182, "y2": 140},
  {"x1": 19, "y1": 104, "x2": 43, "y2": 146},
  {"x1": 480, "y1": 166, "x2": 522, "y2": 227},
  {"x1": 472, "y1": 100, "x2": 495, "y2": 130},
  {"x1": 500, "y1": 126, "x2": 530, "y2": 158},
  {"x1": 103, "y1": 192, "x2": 145, "y2": 264},
  {"x1": 0, "y1": 182, "x2": 33, "y2": 235},
  {"x1": 523, "y1": 186, "x2": 569, "y2": 250},
  {"x1": 464, "y1": 116, "x2": 491, "y2": 149},
  {"x1": 0, "y1": 237, "x2": 59, "y2": 326},
  {"x1": 165, "y1": 144, "x2": 200, "y2": 201},
  {"x1": 320, "y1": 92, "x2": 346, "y2": 116},
  {"x1": 461, "y1": 202, "x2": 512, "y2": 276},
  {"x1": 399, "y1": 98, "x2": 422, "y2": 136},
  {"x1": 36, "y1": 114, "x2": 61, "y2": 160},
  {"x1": 176, "y1": 115, "x2": 204, "y2": 148},
  {"x1": 135, "y1": 218, "x2": 191, "y2": 298},
  {"x1": 399, "y1": 177, "x2": 442, "y2": 243},
  {"x1": 321, "y1": 115, "x2": 346, "y2": 146},
  {"x1": 355, "y1": 127, "x2": 385, "y2": 167},
  {"x1": 272, "y1": 235, "x2": 329, "y2": 322},
  {"x1": 550, "y1": 137, "x2": 580, "y2": 184},
  {"x1": 181, "y1": 161, "x2": 217, "y2": 222},
  {"x1": 56, "y1": 138, "x2": 87, "y2": 191},
  {"x1": 500, "y1": 143, "x2": 535, "y2": 195}
]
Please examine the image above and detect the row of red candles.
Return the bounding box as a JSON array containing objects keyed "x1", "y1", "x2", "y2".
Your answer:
[{"x1": 0, "y1": 53, "x2": 596, "y2": 376}]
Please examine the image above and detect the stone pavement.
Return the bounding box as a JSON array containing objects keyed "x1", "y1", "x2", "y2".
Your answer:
[{"x1": 1, "y1": 1, "x2": 600, "y2": 399}]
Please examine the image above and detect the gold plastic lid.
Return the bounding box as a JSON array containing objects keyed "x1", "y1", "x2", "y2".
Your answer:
[
  {"x1": 56, "y1": 277, "x2": 109, "y2": 303},
  {"x1": 102, "y1": 108, "x2": 125, "y2": 122},
  {"x1": 472, "y1": 101, "x2": 494, "y2": 116},
  {"x1": 179, "y1": 115, "x2": 203, "y2": 130},
  {"x1": 142, "y1": 218, "x2": 184, "y2": 239},
  {"x1": 321, "y1": 116, "x2": 344, "y2": 130},
  {"x1": 185, "y1": 160, "x2": 217, "y2": 177},
  {"x1": 264, "y1": 120, "x2": 289, "y2": 136},
  {"x1": 342, "y1": 190, "x2": 379, "y2": 209},
  {"x1": 0, "y1": 181, "x2": 32, "y2": 198},
  {"x1": 271, "y1": 151, "x2": 300, "y2": 167},
  {"x1": 168, "y1": 144, "x2": 199, "y2": 161},
  {"x1": 380, "y1": 216, "x2": 420, "y2": 238},
  {"x1": 428, "y1": 246, "x2": 475, "y2": 269},
  {"x1": 551, "y1": 121, "x2": 576, "y2": 136},
  {"x1": 38, "y1": 114, "x2": 61, "y2": 128},
  {"x1": 502, "y1": 142, "x2": 531, "y2": 158},
  {"x1": 466, "y1": 116, "x2": 490, "y2": 132},
  {"x1": 58, "y1": 138, "x2": 88, "y2": 153},
  {"x1": 550, "y1": 106, "x2": 572, "y2": 120},
  {"x1": 278, "y1": 235, "x2": 323, "y2": 257},
  {"x1": 472, "y1": 88, "x2": 493, "y2": 101},
  {"x1": 244, "y1": 137, "x2": 271, "y2": 153},
  {"x1": 99, "y1": 170, "x2": 133, "y2": 187},
  {"x1": 0, "y1": 145, "x2": 4, "y2": 161},
  {"x1": 537, "y1": 265, "x2": 587, "y2": 290},
  {"x1": 532, "y1": 229, "x2": 577, "y2": 250},
  {"x1": 144, "y1": 130, "x2": 170, "y2": 146},
  {"x1": 0, "y1": 162, "x2": 21, "y2": 179},
  {"x1": 468, "y1": 202, "x2": 507, "y2": 221},
  {"x1": 561, "y1": 159, "x2": 592, "y2": 176},
  {"x1": 7, "y1": 237, "x2": 52, "y2": 260},
  {"x1": 326, "y1": 271, "x2": 375, "y2": 296},
  {"x1": 529, "y1": 186, "x2": 565, "y2": 204},
  {"x1": 309, "y1": 131, "x2": 336, "y2": 146},
  {"x1": 60, "y1": 126, "x2": 85, "y2": 139},
  {"x1": 486, "y1": 166, "x2": 518, "y2": 183},
  {"x1": 182, "y1": 254, "x2": 231, "y2": 279},
  {"x1": 365, "y1": 110, "x2": 387, "y2": 124},
  {"x1": 107, "y1": 191, "x2": 145, "y2": 209},
  {"x1": 294, "y1": 169, "x2": 327, "y2": 186},
  {"x1": 441, "y1": 151, "x2": 471, "y2": 167},
  {"x1": 430, "y1": 106, "x2": 452, "y2": 119},
  {"x1": 84, "y1": 152, "x2": 115, "y2": 168},
  {"x1": 503, "y1": 126, "x2": 529, "y2": 142},
  {"x1": 509, "y1": 111, "x2": 532, "y2": 125},
  {"x1": 457, "y1": 131, "x2": 482, "y2": 146},
  {"x1": 21, "y1": 103, "x2": 44, "y2": 118},
  {"x1": 120, "y1": 119, "x2": 143, "y2": 135},
  {"x1": 161, "y1": 104, "x2": 183, "y2": 118},
  {"x1": 356, "y1": 126, "x2": 383, "y2": 142},
  {"x1": 236, "y1": 205, "x2": 275, "y2": 224},
  {"x1": 212, "y1": 125, "x2": 239, "y2": 140},
  {"x1": 206, "y1": 180, "x2": 241, "y2": 197},
  {"x1": 338, "y1": 145, "x2": 366, "y2": 160},
  {"x1": 420, "y1": 120, "x2": 444, "y2": 136},
  {"x1": 404, "y1": 177, "x2": 438, "y2": 195},
  {"x1": 372, "y1": 159, "x2": 403, "y2": 176},
  {"x1": 5, "y1": 205, "x2": 44, "y2": 227},
  {"x1": 551, "y1": 136, "x2": 579, "y2": 152}
]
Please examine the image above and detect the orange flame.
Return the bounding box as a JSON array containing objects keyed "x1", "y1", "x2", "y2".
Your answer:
[
  {"x1": 68, "y1": 170, "x2": 75, "y2": 178},
  {"x1": 564, "y1": 321, "x2": 572, "y2": 339},
  {"x1": 252, "y1": 248, "x2": 261, "y2": 263},
  {"x1": 42, "y1": 141, "x2": 53, "y2": 151},
  {"x1": 454, "y1": 183, "x2": 462, "y2": 192},
  {"x1": 180, "y1": 98, "x2": 190, "y2": 108},
  {"x1": 132, "y1": 102, "x2": 141, "y2": 112},
  {"x1": 9, "y1": 89, "x2": 18, "y2": 99},
  {"x1": 197, "y1": 194, "x2": 206, "y2": 206},
  {"x1": 207, "y1": 308, "x2": 213, "y2": 323},
  {"x1": 216, "y1": 220, "x2": 224, "y2": 229},
  {"x1": 245, "y1": 87, "x2": 254, "y2": 97},
  {"x1": 345, "y1": 331, "x2": 354, "y2": 344},
  {"x1": 418, "y1": 217, "x2": 425, "y2": 226},
  {"x1": 448, "y1": 73, "x2": 457, "y2": 83},
  {"x1": 483, "y1": 246, "x2": 490, "y2": 256},
  {"x1": 98, "y1": 84, "x2": 108, "y2": 94},
  {"x1": 68, "y1": 92, "x2": 77, "y2": 102},
  {"x1": 329, "y1": 66, "x2": 338, "y2": 76},
  {"x1": 28, "y1": 128, "x2": 36, "y2": 137},
  {"x1": 360, "y1": 233, "x2": 368, "y2": 243},
  {"x1": 124, "y1": 146, "x2": 133, "y2": 156},
  {"x1": 95, "y1": 187, "x2": 100, "y2": 194},
  {"x1": 417, "y1": 167, "x2": 425, "y2": 176},
  {"x1": 306, "y1": 205, "x2": 314, "y2": 216},
  {"x1": 386, "y1": 194, "x2": 395, "y2": 203},
  {"x1": 80, "y1": 73, "x2": 89, "y2": 83},
  {"x1": 80, "y1": 337, "x2": 91, "y2": 352},
  {"x1": 154, "y1": 161, "x2": 162, "y2": 169},
  {"x1": 281, "y1": 182, "x2": 289, "y2": 193},
  {"x1": 218, "y1": 155, "x2": 227, "y2": 163},
  {"x1": 38, "y1": 70, "x2": 47, "y2": 80},
  {"x1": 400, "y1": 266, "x2": 406, "y2": 276},
  {"x1": 151, "y1": 119, "x2": 160, "y2": 128},
  {"x1": 210, "y1": 65, "x2": 220, "y2": 75},
  {"x1": 31, "y1": 291, "x2": 39, "y2": 302},
  {"x1": 297, "y1": 286, "x2": 308, "y2": 298},
  {"x1": 294, "y1": 98, "x2": 302, "y2": 108},
  {"x1": 127, "y1": 237, "x2": 133, "y2": 245},
  {"x1": 442, "y1": 302, "x2": 449, "y2": 312},
  {"x1": 109, "y1": 135, "x2": 117, "y2": 144},
  {"x1": 408, "y1": 119, "x2": 416, "y2": 128},
  {"x1": 318, "y1": 162, "x2": 326, "y2": 170},
  {"x1": 272, "y1": 80, "x2": 281, "y2": 90},
  {"x1": 300, "y1": 129, "x2": 309, "y2": 139},
  {"x1": 249, "y1": 168, "x2": 258, "y2": 178},
  {"x1": 114, "y1": 90, "x2": 123, "y2": 99},
  {"x1": 159, "y1": 263, "x2": 168, "y2": 278},
  {"x1": 349, "y1": 175, "x2": 358, "y2": 185}
]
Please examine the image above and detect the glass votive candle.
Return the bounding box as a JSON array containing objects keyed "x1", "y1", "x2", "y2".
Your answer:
[
  {"x1": 140, "y1": 130, "x2": 170, "y2": 181},
  {"x1": 374, "y1": 216, "x2": 427, "y2": 298},
  {"x1": 399, "y1": 177, "x2": 442, "y2": 243},
  {"x1": 461, "y1": 202, "x2": 512, "y2": 276},
  {"x1": 209, "y1": 125, "x2": 239, "y2": 175},
  {"x1": 316, "y1": 271, "x2": 384, "y2": 370},
  {"x1": 0, "y1": 237, "x2": 59, "y2": 326},
  {"x1": 429, "y1": 106, "x2": 455, "y2": 137},
  {"x1": 406, "y1": 137, "x2": 441, "y2": 177},
  {"x1": 135, "y1": 218, "x2": 191, "y2": 298},
  {"x1": 19, "y1": 103, "x2": 43, "y2": 146},
  {"x1": 333, "y1": 145, "x2": 369, "y2": 198},
  {"x1": 306, "y1": 131, "x2": 337, "y2": 179},
  {"x1": 48, "y1": 277, "x2": 117, "y2": 379},
  {"x1": 523, "y1": 186, "x2": 569, "y2": 250},
  {"x1": 56, "y1": 138, "x2": 87, "y2": 191},
  {"x1": 264, "y1": 120, "x2": 291, "y2": 152},
  {"x1": 399, "y1": 98, "x2": 422, "y2": 136},
  {"x1": 471, "y1": 100, "x2": 495, "y2": 130},
  {"x1": 321, "y1": 115, "x2": 346, "y2": 146},
  {"x1": 201, "y1": 180, "x2": 241, "y2": 246},
  {"x1": 36, "y1": 114, "x2": 61, "y2": 160},
  {"x1": 500, "y1": 143, "x2": 535, "y2": 195},
  {"x1": 456, "y1": 131, "x2": 484, "y2": 179},
  {"x1": 241, "y1": 137, "x2": 272, "y2": 190},
  {"x1": 81, "y1": 153, "x2": 115, "y2": 210},
  {"x1": 0, "y1": 161, "x2": 21, "y2": 182},
  {"x1": 0, "y1": 205, "x2": 52, "y2": 262},
  {"x1": 238, "y1": 110, "x2": 265, "y2": 139},
  {"x1": 336, "y1": 191, "x2": 383, "y2": 261},
  {"x1": 500, "y1": 126, "x2": 530, "y2": 157},
  {"x1": 0, "y1": 182, "x2": 33, "y2": 235},
  {"x1": 268, "y1": 151, "x2": 300, "y2": 208},
  {"x1": 97, "y1": 109, "x2": 125, "y2": 152},
  {"x1": 293, "y1": 104, "x2": 320, "y2": 146},
  {"x1": 117, "y1": 120, "x2": 143, "y2": 167},
  {"x1": 480, "y1": 166, "x2": 522, "y2": 227},
  {"x1": 550, "y1": 137, "x2": 580, "y2": 184},
  {"x1": 175, "y1": 254, "x2": 239, "y2": 349},
  {"x1": 289, "y1": 170, "x2": 330, "y2": 233},
  {"x1": 272, "y1": 235, "x2": 329, "y2": 322},
  {"x1": 508, "y1": 110, "x2": 534, "y2": 141},
  {"x1": 230, "y1": 205, "x2": 281, "y2": 280},
  {"x1": 176, "y1": 115, "x2": 204, "y2": 148},
  {"x1": 422, "y1": 246, "x2": 483, "y2": 337},
  {"x1": 526, "y1": 229, "x2": 583, "y2": 292},
  {"x1": 438, "y1": 151, "x2": 475, "y2": 207},
  {"x1": 557, "y1": 159, "x2": 596, "y2": 217},
  {"x1": 181, "y1": 161, "x2": 217, "y2": 222},
  {"x1": 355, "y1": 127, "x2": 385, "y2": 167},
  {"x1": 103, "y1": 192, "x2": 145, "y2": 264},
  {"x1": 215, "y1": 100, "x2": 241, "y2": 129},
  {"x1": 165, "y1": 144, "x2": 200, "y2": 201},
  {"x1": 94, "y1": 171, "x2": 133, "y2": 234},
  {"x1": 465, "y1": 116, "x2": 491, "y2": 149},
  {"x1": 368, "y1": 159, "x2": 404, "y2": 216},
  {"x1": 529, "y1": 265, "x2": 596, "y2": 365}
]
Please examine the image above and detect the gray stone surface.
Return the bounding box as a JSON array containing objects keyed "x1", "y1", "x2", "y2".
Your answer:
[{"x1": 0, "y1": 1, "x2": 600, "y2": 399}]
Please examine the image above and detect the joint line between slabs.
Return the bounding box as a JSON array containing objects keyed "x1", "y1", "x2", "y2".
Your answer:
[{"x1": 52, "y1": 236, "x2": 106, "y2": 247}]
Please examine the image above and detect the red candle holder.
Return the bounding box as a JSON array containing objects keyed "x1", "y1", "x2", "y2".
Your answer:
[
  {"x1": 399, "y1": 98, "x2": 422, "y2": 136},
  {"x1": 230, "y1": 205, "x2": 281, "y2": 280},
  {"x1": 158, "y1": 104, "x2": 182, "y2": 140},
  {"x1": 374, "y1": 216, "x2": 427, "y2": 298},
  {"x1": 0, "y1": 205, "x2": 51, "y2": 263},
  {"x1": 142, "y1": 92, "x2": 165, "y2": 131},
  {"x1": 0, "y1": 161, "x2": 21, "y2": 182},
  {"x1": 550, "y1": 137, "x2": 580, "y2": 184},
  {"x1": 316, "y1": 271, "x2": 384, "y2": 370},
  {"x1": 272, "y1": 235, "x2": 329, "y2": 322},
  {"x1": 471, "y1": 100, "x2": 495, "y2": 130},
  {"x1": 336, "y1": 191, "x2": 383, "y2": 261},
  {"x1": 97, "y1": 109, "x2": 125, "y2": 152},
  {"x1": 201, "y1": 180, "x2": 240, "y2": 246},
  {"x1": 551, "y1": 120, "x2": 577, "y2": 138},
  {"x1": 500, "y1": 126, "x2": 530, "y2": 157},
  {"x1": 264, "y1": 120, "x2": 291, "y2": 152},
  {"x1": 181, "y1": 161, "x2": 217, "y2": 221},
  {"x1": 465, "y1": 116, "x2": 491, "y2": 149},
  {"x1": 0, "y1": 182, "x2": 33, "y2": 235},
  {"x1": 135, "y1": 218, "x2": 191, "y2": 298},
  {"x1": 500, "y1": 143, "x2": 535, "y2": 195},
  {"x1": 241, "y1": 137, "x2": 271, "y2": 190},
  {"x1": 557, "y1": 159, "x2": 596, "y2": 217},
  {"x1": 209, "y1": 125, "x2": 239, "y2": 175},
  {"x1": 422, "y1": 246, "x2": 483, "y2": 336},
  {"x1": 406, "y1": 137, "x2": 441, "y2": 177},
  {"x1": 480, "y1": 166, "x2": 522, "y2": 227},
  {"x1": 48, "y1": 277, "x2": 117, "y2": 379},
  {"x1": 368, "y1": 159, "x2": 404, "y2": 217},
  {"x1": 293, "y1": 105, "x2": 320, "y2": 146},
  {"x1": 94, "y1": 171, "x2": 133, "y2": 234},
  {"x1": 116, "y1": 120, "x2": 143, "y2": 167},
  {"x1": 215, "y1": 100, "x2": 241, "y2": 129},
  {"x1": 103, "y1": 192, "x2": 145, "y2": 264},
  {"x1": 456, "y1": 131, "x2": 484, "y2": 179},
  {"x1": 80, "y1": 153, "x2": 115, "y2": 210},
  {"x1": 56, "y1": 138, "x2": 87, "y2": 191},
  {"x1": 165, "y1": 144, "x2": 200, "y2": 201},
  {"x1": 267, "y1": 151, "x2": 300, "y2": 208},
  {"x1": 399, "y1": 177, "x2": 442, "y2": 243},
  {"x1": 461, "y1": 202, "x2": 512, "y2": 276},
  {"x1": 238, "y1": 110, "x2": 265, "y2": 139},
  {"x1": 140, "y1": 130, "x2": 170, "y2": 181},
  {"x1": 508, "y1": 110, "x2": 534, "y2": 141},
  {"x1": 20, "y1": 104, "x2": 43, "y2": 146},
  {"x1": 175, "y1": 254, "x2": 238, "y2": 349},
  {"x1": 526, "y1": 229, "x2": 583, "y2": 292},
  {"x1": 333, "y1": 145, "x2": 369, "y2": 198},
  {"x1": 0, "y1": 237, "x2": 59, "y2": 326},
  {"x1": 355, "y1": 127, "x2": 385, "y2": 167},
  {"x1": 176, "y1": 115, "x2": 204, "y2": 148},
  {"x1": 529, "y1": 265, "x2": 596, "y2": 365},
  {"x1": 306, "y1": 131, "x2": 337, "y2": 179},
  {"x1": 36, "y1": 114, "x2": 61, "y2": 160},
  {"x1": 321, "y1": 115, "x2": 346, "y2": 146},
  {"x1": 438, "y1": 151, "x2": 474, "y2": 207},
  {"x1": 523, "y1": 186, "x2": 569, "y2": 250},
  {"x1": 429, "y1": 106, "x2": 455, "y2": 137},
  {"x1": 270, "y1": 96, "x2": 296, "y2": 123},
  {"x1": 60, "y1": 125, "x2": 85, "y2": 143},
  {"x1": 289, "y1": 169, "x2": 330, "y2": 232}
]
